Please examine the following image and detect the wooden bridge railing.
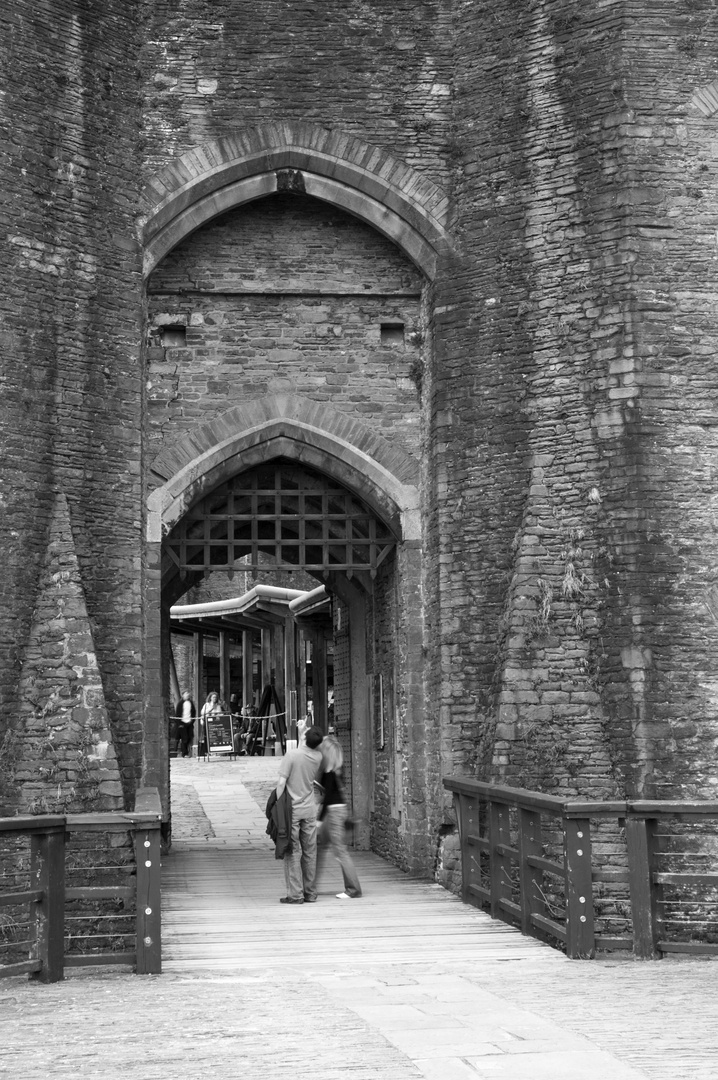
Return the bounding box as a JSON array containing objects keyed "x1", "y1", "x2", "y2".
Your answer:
[
  {"x1": 444, "y1": 777, "x2": 718, "y2": 960},
  {"x1": 0, "y1": 788, "x2": 162, "y2": 982}
]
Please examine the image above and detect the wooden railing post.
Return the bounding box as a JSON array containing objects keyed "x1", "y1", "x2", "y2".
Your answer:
[
  {"x1": 563, "y1": 815, "x2": 595, "y2": 959},
  {"x1": 518, "y1": 808, "x2": 543, "y2": 936},
  {"x1": 488, "y1": 799, "x2": 512, "y2": 921},
  {"x1": 133, "y1": 786, "x2": 163, "y2": 975},
  {"x1": 134, "y1": 819, "x2": 162, "y2": 974},
  {"x1": 626, "y1": 815, "x2": 661, "y2": 960},
  {"x1": 30, "y1": 825, "x2": 65, "y2": 983},
  {"x1": 451, "y1": 793, "x2": 468, "y2": 904}
]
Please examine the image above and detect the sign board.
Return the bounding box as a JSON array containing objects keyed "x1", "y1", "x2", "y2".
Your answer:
[{"x1": 205, "y1": 713, "x2": 235, "y2": 756}]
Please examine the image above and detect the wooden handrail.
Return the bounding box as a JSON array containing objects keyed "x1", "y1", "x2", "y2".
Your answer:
[
  {"x1": 0, "y1": 788, "x2": 162, "y2": 982},
  {"x1": 0, "y1": 816, "x2": 66, "y2": 833},
  {"x1": 444, "y1": 776, "x2": 718, "y2": 960},
  {"x1": 444, "y1": 777, "x2": 627, "y2": 817}
]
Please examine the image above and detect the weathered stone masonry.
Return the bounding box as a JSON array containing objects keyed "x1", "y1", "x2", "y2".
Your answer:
[
  {"x1": 0, "y1": 1, "x2": 145, "y2": 812},
  {"x1": 3, "y1": 1, "x2": 718, "y2": 886},
  {"x1": 429, "y1": 1, "x2": 718, "y2": 829}
]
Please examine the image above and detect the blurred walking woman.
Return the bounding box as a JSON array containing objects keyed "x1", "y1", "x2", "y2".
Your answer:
[{"x1": 317, "y1": 735, "x2": 362, "y2": 899}]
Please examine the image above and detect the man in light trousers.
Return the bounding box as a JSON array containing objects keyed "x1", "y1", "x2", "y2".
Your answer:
[{"x1": 275, "y1": 725, "x2": 324, "y2": 904}]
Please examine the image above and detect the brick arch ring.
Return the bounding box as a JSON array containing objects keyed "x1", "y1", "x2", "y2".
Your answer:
[
  {"x1": 140, "y1": 122, "x2": 452, "y2": 280},
  {"x1": 147, "y1": 395, "x2": 422, "y2": 547}
]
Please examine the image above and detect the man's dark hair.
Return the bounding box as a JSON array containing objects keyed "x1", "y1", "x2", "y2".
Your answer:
[{"x1": 305, "y1": 725, "x2": 324, "y2": 749}]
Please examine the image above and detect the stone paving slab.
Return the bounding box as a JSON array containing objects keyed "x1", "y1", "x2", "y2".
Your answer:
[{"x1": 0, "y1": 969, "x2": 422, "y2": 1080}]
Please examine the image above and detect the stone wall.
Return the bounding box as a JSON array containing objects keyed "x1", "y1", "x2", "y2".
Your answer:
[
  {"x1": 146, "y1": 194, "x2": 423, "y2": 458},
  {"x1": 0, "y1": 0, "x2": 144, "y2": 812},
  {"x1": 11, "y1": 495, "x2": 124, "y2": 813},
  {"x1": 139, "y1": 0, "x2": 454, "y2": 186},
  {"x1": 369, "y1": 561, "x2": 409, "y2": 868},
  {"x1": 429, "y1": 0, "x2": 718, "y2": 828}
]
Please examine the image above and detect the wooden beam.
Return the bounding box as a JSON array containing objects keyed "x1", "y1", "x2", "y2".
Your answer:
[
  {"x1": 243, "y1": 630, "x2": 254, "y2": 709},
  {"x1": 312, "y1": 631, "x2": 328, "y2": 732},
  {"x1": 261, "y1": 628, "x2": 272, "y2": 690},
  {"x1": 220, "y1": 631, "x2": 230, "y2": 703},
  {"x1": 284, "y1": 617, "x2": 297, "y2": 742},
  {"x1": 626, "y1": 816, "x2": 661, "y2": 960},
  {"x1": 135, "y1": 821, "x2": 162, "y2": 975},
  {"x1": 194, "y1": 631, "x2": 203, "y2": 750},
  {"x1": 564, "y1": 817, "x2": 595, "y2": 959},
  {"x1": 30, "y1": 826, "x2": 65, "y2": 983}
]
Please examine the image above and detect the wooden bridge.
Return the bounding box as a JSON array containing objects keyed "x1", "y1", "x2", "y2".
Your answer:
[
  {"x1": 2, "y1": 757, "x2": 717, "y2": 1080},
  {"x1": 162, "y1": 759, "x2": 551, "y2": 974}
]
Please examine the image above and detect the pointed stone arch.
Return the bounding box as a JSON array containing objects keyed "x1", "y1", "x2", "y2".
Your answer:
[
  {"x1": 140, "y1": 122, "x2": 451, "y2": 279},
  {"x1": 147, "y1": 395, "x2": 421, "y2": 544}
]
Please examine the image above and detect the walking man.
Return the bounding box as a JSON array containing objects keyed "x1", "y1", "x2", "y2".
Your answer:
[
  {"x1": 275, "y1": 725, "x2": 324, "y2": 904},
  {"x1": 175, "y1": 691, "x2": 197, "y2": 758}
]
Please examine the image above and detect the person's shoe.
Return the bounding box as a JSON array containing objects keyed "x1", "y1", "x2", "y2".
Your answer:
[
  {"x1": 303, "y1": 894, "x2": 317, "y2": 903},
  {"x1": 279, "y1": 897, "x2": 304, "y2": 904},
  {"x1": 336, "y1": 892, "x2": 357, "y2": 899}
]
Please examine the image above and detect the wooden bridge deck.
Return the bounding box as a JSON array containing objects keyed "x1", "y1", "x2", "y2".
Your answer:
[
  {"x1": 162, "y1": 847, "x2": 553, "y2": 972},
  {"x1": 163, "y1": 756, "x2": 552, "y2": 971}
]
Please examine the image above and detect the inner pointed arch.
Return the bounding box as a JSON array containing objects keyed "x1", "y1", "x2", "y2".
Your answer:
[{"x1": 147, "y1": 397, "x2": 422, "y2": 547}]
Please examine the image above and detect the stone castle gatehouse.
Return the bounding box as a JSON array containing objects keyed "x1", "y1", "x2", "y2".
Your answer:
[{"x1": 2, "y1": 1, "x2": 718, "y2": 882}]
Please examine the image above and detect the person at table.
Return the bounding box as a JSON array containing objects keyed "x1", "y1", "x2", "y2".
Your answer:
[{"x1": 175, "y1": 691, "x2": 197, "y2": 758}]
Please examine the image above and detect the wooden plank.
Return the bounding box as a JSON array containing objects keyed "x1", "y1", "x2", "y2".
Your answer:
[
  {"x1": 64, "y1": 952, "x2": 137, "y2": 967},
  {"x1": 526, "y1": 853, "x2": 564, "y2": 878},
  {"x1": 497, "y1": 896, "x2": 522, "y2": 920},
  {"x1": 564, "y1": 817, "x2": 595, "y2": 959},
  {"x1": 626, "y1": 816, "x2": 661, "y2": 960},
  {"x1": 0, "y1": 889, "x2": 42, "y2": 906},
  {"x1": 444, "y1": 778, "x2": 565, "y2": 815},
  {"x1": 628, "y1": 800, "x2": 718, "y2": 816},
  {"x1": 563, "y1": 802, "x2": 627, "y2": 818},
  {"x1": 0, "y1": 959, "x2": 42, "y2": 978},
  {"x1": 453, "y1": 794, "x2": 479, "y2": 907},
  {"x1": 0, "y1": 816, "x2": 65, "y2": 833},
  {"x1": 465, "y1": 832, "x2": 488, "y2": 850},
  {"x1": 530, "y1": 912, "x2": 567, "y2": 942},
  {"x1": 135, "y1": 822, "x2": 162, "y2": 975},
  {"x1": 488, "y1": 800, "x2": 512, "y2": 922},
  {"x1": 65, "y1": 813, "x2": 159, "y2": 831},
  {"x1": 594, "y1": 935, "x2": 633, "y2": 951},
  {"x1": 653, "y1": 872, "x2": 718, "y2": 886},
  {"x1": 30, "y1": 827, "x2": 65, "y2": 983},
  {"x1": 592, "y1": 869, "x2": 629, "y2": 883},
  {"x1": 658, "y1": 940, "x2": 718, "y2": 956},
  {"x1": 66, "y1": 886, "x2": 134, "y2": 901},
  {"x1": 466, "y1": 882, "x2": 490, "y2": 903},
  {"x1": 518, "y1": 807, "x2": 543, "y2": 937}
]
